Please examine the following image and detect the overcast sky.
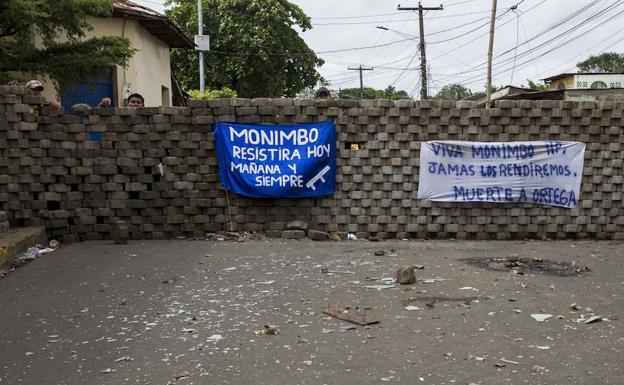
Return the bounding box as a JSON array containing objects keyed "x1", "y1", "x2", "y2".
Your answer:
[{"x1": 135, "y1": 0, "x2": 624, "y2": 98}]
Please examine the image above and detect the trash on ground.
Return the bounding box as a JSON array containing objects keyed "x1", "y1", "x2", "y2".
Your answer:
[
  {"x1": 404, "y1": 305, "x2": 420, "y2": 311},
  {"x1": 459, "y1": 286, "x2": 479, "y2": 291},
  {"x1": 421, "y1": 278, "x2": 445, "y2": 284},
  {"x1": 374, "y1": 250, "x2": 385, "y2": 256},
  {"x1": 321, "y1": 268, "x2": 355, "y2": 275},
  {"x1": 322, "y1": 307, "x2": 379, "y2": 326},
  {"x1": 530, "y1": 314, "x2": 553, "y2": 322},
  {"x1": 574, "y1": 314, "x2": 602, "y2": 324},
  {"x1": 255, "y1": 325, "x2": 278, "y2": 335},
  {"x1": 569, "y1": 303, "x2": 581, "y2": 311},
  {"x1": 114, "y1": 356, "x2": 132, "y2": 362},
  {"x1": 365, "y1": 284, "x2": 396, "y2": 290},
  {"x1": 500, "y1": 358, "x2": 519, "y2": 365},
  {"x1": 535, "y1": 345, "x2": 551, "y2": 350},
  {"x1": 206, "y1": 334, "x2": 223, "y2": 342},
  {"x1": 366, "y1": 277, "x2": 397, "y2": 290},
  {"x1": 180, "y1": 328, "x2": 196, "y2": 333},
  {"x1": 347, "y1": 233, "x2": 357, "y2": 240},
  {"x1": 174, "y1": 370, "x2": 190, "y2": 380}
]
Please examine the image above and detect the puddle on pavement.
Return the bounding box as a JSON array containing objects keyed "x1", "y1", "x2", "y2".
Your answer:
[{"x1": 460, "y1": 257, "x2": 590, "y2": 277}]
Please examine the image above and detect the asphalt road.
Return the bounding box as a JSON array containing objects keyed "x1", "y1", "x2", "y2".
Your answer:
[{"x1": 1, "y1": 239, "x2": 623, "y2": 384}]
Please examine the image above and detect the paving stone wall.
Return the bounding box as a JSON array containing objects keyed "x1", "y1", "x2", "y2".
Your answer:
[
  {"x1": 0, "y1": 211, "x2": 8, "y2": 233},
  {"x1": 1, "y1": 85, "x2": 623, "y2": 242}
]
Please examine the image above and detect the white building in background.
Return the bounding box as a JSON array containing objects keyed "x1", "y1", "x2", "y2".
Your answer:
[
  {"x1": 543, "y1": 73, "x2": 624, "y2": 90},
  {"x1": 40, "y1": 0, "x2": 193, "y2": 109}
]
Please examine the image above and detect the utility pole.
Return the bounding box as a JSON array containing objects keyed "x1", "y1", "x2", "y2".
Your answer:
[
  {"x1": 397, "y1": 2, "x2": 443, "y2": 100},
  {"x1": 485, "y1": 0, "x2": 497, "y2": 108},
  {"x1": 197, "y1": 0, "x2": 205, "y2": 93},
  {"x1": 348, "y1": 65, "x2": 374, "y2": 98}
]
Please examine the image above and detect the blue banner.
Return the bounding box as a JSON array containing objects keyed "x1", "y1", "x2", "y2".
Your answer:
[{"x1": 214, "y1": 121, "x2": 336, "y2": 198}]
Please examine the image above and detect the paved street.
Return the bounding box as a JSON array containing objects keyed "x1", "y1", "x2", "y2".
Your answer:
[{"x1": 0, "y1": 239, "x2": 623, "y2": 384}]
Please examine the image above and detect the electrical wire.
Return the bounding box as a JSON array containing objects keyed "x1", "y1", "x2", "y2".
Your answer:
[
  {"x1": 434, "y1": 0, "x2": 612, "y2": 83},
  {"x1": 517, "y1": 8, "x2": 542, "y2": 78},
  {"x1": 456, "y1": 3, "x2": 624, "y2": 86},
  {"x1": 312, "y1": 10, "x2": 494, "y2": 25},
  {"x1": 388, "y1": 48, "x2": 420, "y2": 87}
]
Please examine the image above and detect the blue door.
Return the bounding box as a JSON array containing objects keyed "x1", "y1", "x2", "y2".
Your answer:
[{"x1": 61, "y1": 73, "x2": 114, "y2": 114}]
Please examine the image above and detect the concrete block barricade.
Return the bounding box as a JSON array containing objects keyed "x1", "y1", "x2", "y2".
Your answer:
[{"x1": 0, "y1": 87, "x2": 622, "y2": 240}]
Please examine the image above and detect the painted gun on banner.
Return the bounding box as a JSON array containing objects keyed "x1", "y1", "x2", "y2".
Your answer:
[{"x1": 306, "y1": 165, "x2": 331, "y2": 191}]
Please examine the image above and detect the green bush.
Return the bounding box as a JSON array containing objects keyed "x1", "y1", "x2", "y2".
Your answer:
[{"x1": 188, "y1": 87, "x2": 237, "y2": 100}]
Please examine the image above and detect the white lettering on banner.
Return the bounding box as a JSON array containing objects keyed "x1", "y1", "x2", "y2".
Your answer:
[
  {"x1": 229, "y1": 126, "x2": 319, "y2": 146},
  {"x1": 255, "y1": 175, "x2": 304, "y2": 187},
  {"x1": 231, "y1": 161, "x2": 281, "y2": 174},
  {"x1": 218, "y1": 121, "x2": 336, "y2": 197},
  {"x1": 417, "y1": 140, "x2": 585, "y2": 208},
  {"x1": 307, "y1": 144, "x2": 331, "y2": 158},
  {"x1": 232, "y1": 146, "x2": 301, "y2": 162}
]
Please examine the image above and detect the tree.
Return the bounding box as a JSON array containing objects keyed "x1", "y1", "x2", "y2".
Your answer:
[
  {"x1": 432, "y1": 84, "x2": 471, "y2": 100},
  {"x1": 527, "y1": 79, "x2": 548, "y2": 91},
  {"x1": 187, "y1": 87, "x2": 237, "y2": 100},
  {"x1": 0, "y1": 0, "x2": 135, "y2": 88},
  {"x1": 338, "y1": 86, "x2": 410, "y2": 100},
  {"x1": 577, "y1": 52, "x2": 624, "y2": 73},
  {"x1": 166, "y1": 0, "x2": 323, "y2": 98}
]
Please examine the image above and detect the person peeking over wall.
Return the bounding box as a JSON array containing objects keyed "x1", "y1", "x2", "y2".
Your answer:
[
  {"x1": 126, "y1": 93, "x2": 145, "y2": 108},
  {"x1": 97, "y1": 93, "x2": 145, "y2": 108},
  {"x1": 24, "y1": 80, "x2": 61, "y2": 110},
  {"x1": 315, "y1": 87, "x2": 331, "y2": 100}
]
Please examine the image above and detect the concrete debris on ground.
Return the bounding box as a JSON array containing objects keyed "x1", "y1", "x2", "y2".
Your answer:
[
  {"x1": 307, "y1": 229, "x2": 329, "y2": 241},
  {"x1": 0, "y1": 239, "x2": 621, "y2": 384},
  {"x1": 396, "y1": 266, "x2": 416, "y2": 284}
]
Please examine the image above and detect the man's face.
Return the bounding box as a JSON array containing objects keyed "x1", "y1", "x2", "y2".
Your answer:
[
  {"x1": 128, "y1": 96, "x2": 144, "y2": 107},
  {"x1": 27, "y1": 87, "x2": 43, "y2": 96}
]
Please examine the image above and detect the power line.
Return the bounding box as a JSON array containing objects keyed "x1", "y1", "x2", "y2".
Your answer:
[
  {"x1": 359, "y1": 10, "x2": 404, "y2": 65},
  {"x1": 388, "y1": 48, "x2": 420, "y2": 87},
  {"x1": 427, "y1": 0, "x2": 529, "y2": 45},
  {"x1": 517, "y1": 8, "x2": 541, "y2": 78},
  {"x1": 312, "y1": 12, "x2": 402, "y2": 20},
  {"x1": 457, "y1": 3, "x2": 624, "y2": 86},
  {"x1": 428, "y1": 0, "x2": 546, "y2": 63},
  {"x1": 311, "y1": 10, "x2": 492, "y2": 25},
  {"x1": 434, "y1": 0, "x2": 610, "y2": 84},
  {"x1": 529, "y1": 23, "x2": 624, "y2": 80}
]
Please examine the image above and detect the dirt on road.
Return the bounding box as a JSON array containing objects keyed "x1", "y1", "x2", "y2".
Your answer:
[{"x1": 0, "y1": 239, "x2": 622, "y2": 384}]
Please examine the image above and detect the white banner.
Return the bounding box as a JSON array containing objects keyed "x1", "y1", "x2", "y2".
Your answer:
[{"x1": 417, "y1": 141, "x2": 585, "y2": 208}]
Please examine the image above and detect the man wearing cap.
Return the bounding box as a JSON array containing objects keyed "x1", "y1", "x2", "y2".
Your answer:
[
  {"x1": 25, "y1": 80, "x2": 61, "y2": 110},
  {"x1": 315, "y1": 87, "x2": 332, "y2": 100}
]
